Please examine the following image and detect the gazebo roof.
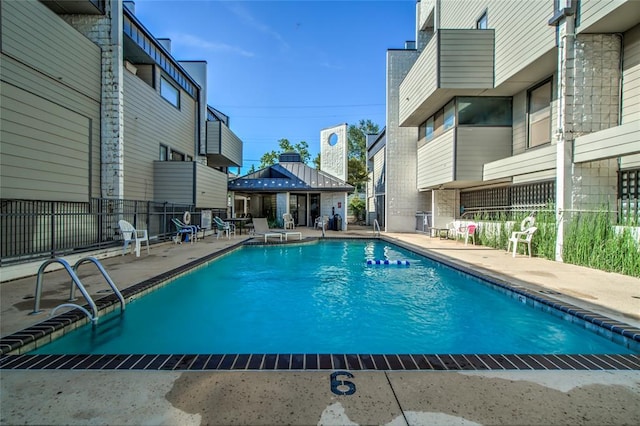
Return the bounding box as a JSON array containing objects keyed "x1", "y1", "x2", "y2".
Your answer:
[{"x1": 228, "y1": 160, "x2": 354, "y2": 193}]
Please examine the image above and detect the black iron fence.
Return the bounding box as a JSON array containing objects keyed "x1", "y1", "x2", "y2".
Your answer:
[{"x1": 0, "y1": 198, "x2": 226, "y2": 266}]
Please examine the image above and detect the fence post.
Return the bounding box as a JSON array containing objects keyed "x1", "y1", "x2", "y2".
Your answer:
[{"x1": 50, "y1": 202, "x2": 56, "y2": 258}]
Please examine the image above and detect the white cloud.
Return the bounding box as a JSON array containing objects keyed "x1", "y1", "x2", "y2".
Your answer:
[
  {"x1": 225, "y1": 3, "x2": 290, "y2": 51},
  {"x1": 169, "y1": 32, "x2": 255, "y2": 57}
]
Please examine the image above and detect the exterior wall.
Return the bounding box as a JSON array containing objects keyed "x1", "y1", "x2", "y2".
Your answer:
[
  {"x1": 179, "y1": 61, "x2": 207, "y2": 157},
  {"x1": 206, "y1": 121, "x2": 243, "y2": 166},
  {"x1": 123, "y1": 70, "x2": 197, "y2": 200},
  {"x1": 432, "y1": 189, "x2": 457, "y2": 228},
  {"x1": 320, "y1": 124, "x2": 348, "y2": 181},
  {"x1": 417, "y1": 130, "x2": 455, "y2": 189},
  {"x1": 153, "y1": 162, "x2": 194, "y2": 205},
  {"x1": 620, "y1": 154, "x2": 640, "y2": 169},
  {"x1": 398, "y1": 41, "x2": 437, "y2": 125},
  {"x1": 439, "y1": 30, "x2": 494, "y2": 89},
  {"x1": 0, "y1": 0, "x2": 101, "y2": 201},
  {"x1": 387, "y1": 49, "x2": 426, "y2": 232},
  {"x1": 455, "y1": 127, "x2": 512, "y2": 182},
  {"x1": 484, "y1": 144, "x2": 557, "y2": 181},
  {"x1": 571, "y1": 159, "x2": 619, "y2": 210},
  {"x1": 62, "y1": 0, "x2": 125, "y2": 199},
  {"x1": 439, "y1": 0, "x2": 556, "y2": 87},
  {"x1": 622, "y1": 24, "x2": 640, "y2": 124}
]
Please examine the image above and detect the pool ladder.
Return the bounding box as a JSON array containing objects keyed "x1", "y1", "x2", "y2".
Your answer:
[
  {"x1": 373, "y1": 219, "x2": 381, "y2": 237},
  {"x1": 30, "y1": 257, "x2": 125, "y2": 325}
]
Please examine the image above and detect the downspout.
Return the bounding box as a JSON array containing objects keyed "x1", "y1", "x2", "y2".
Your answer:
[{"x1": 551, "y1": 2, "x2": 577, "y2": 262}]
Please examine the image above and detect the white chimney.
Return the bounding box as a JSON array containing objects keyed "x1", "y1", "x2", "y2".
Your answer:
[
  {"x1": 123, "y1": 1, "x2": 135, "y2": 14},
  {"x1": 157, "y1": 38, "x2": 171, "y2": 53}
]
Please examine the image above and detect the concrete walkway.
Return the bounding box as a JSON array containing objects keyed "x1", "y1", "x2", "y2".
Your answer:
[{"x1": 1, "y1": 227, "x2": 639, "y2": 425}]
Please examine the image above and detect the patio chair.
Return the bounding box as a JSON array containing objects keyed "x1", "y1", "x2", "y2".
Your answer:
[
  {"x1": 252, "y1": 218, "x2": 284, "y2": 242},
  {"x1": 507, "y1": 226, "x2": 538, "y2": 257},
  {"x1": 171, "y1": 218, "x2": 199, "y2": 244},
  {"x1": 283, "y1": 213, "x2": 295, "y2": 229},
  {"x1": 118, "y1": 219, "x2": 149, "y2": 257},
  {"x1": 213, "y1": 216, "x2": 235, "y2": 239},
  {"x1": 462, "y1": 223, "x2": 477, "y2": 245},
  {"x1": 314, "y1": 215, "x2": 329, "y2": 230}
]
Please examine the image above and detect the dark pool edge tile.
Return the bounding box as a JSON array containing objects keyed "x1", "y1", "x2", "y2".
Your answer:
[{"x1": 2, "y1": 353, "x2": 640, "y2": 371}]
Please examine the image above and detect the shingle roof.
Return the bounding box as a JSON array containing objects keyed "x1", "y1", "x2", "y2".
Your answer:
[{"x1": 228, "y1": 162, "x2": 354, "y2": 193}]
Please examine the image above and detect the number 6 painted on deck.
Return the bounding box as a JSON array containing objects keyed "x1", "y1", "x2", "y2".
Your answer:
[{"x1": 330, "y1": 371, "x2": 356, "y2": 395}]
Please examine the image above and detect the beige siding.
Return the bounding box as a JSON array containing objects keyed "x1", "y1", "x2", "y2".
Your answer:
[
  {"x1": 123, "y1": 71, "x2": 197, "y2": 200},
  {"x1": 374, "y1": 147, "x2": 385, "y2": 194},
  {"x1": 1, "y1": 83, "x2": 90, "y2": 201},
  {"x1": 483, "y1": 144, "x2": 556, "y2": 181},
  {"x1": 456, "y1": 127, "x2": 512, "y2": 181},
  {"x1": 417, "y1": 131, "x2": 455, "y2": 189},
  {"x1": 620, "y1": 154, "x2": 640, "y2": 169},
  {"x1": 195, "y1": 164, "x2": 228, "y2": 209},
  {"x1": 1, "y1": 0, "x2": 101, "y2": 102},
  {"x1": 574, "y1": 121, "x2": 640, "y2": 163},
  {"x1": 512, "y1": 90, "x2": 527, "y2": 155},
  {"x1": 439, "y1": 30, "x2": 494, "y2": 88},
  {"x1": 578, "y1": 0, "x2": 626, "y2": 32},
  {"x1": 399, "y1": 39, "x2": 437, "y2": 125},
  {"x1": 441, "y1": 0, "x2": 555, "y2": 86},
  {"x1": 153, "y1": 162, "x2": 194, "y2": 205},
  {"x1": 622, "y1": 24, "x2": 640, "y2": 124},
  {"x1": 220, "y1": 124, "x2": 243, "y2": 166}
]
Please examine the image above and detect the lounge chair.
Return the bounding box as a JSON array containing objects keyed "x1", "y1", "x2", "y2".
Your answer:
[
  {"x1": 213, "y1": 216, "x2": 235, "y2": 239},
  {"x1": 118, "y1": 219, "x2": 149, "y2": 257},
  {"x1": 171, "y1": 218, "x2": 199, "y2": 244},
  {"x1": 251, "y1": 218, "x2": 302, "y2": 242},
  {"x1": 507, "y1": 226, "x2": 537, "y2": 257},
  {"x1": 283, "y1": 213, "x2": 295, "y2": 229}
]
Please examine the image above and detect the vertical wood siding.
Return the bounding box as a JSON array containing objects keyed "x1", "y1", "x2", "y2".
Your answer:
[
  {"x1": 622, "y1": 24, "x2": 640, "y2": 124},
  {"x1": 1, "y1": 0, "x2": 101, "y2": 102},
  {"x1": 455, "y1": 127, "x2": 512, "y2": 181},
  {"x1": 123, "y1": 71, "x2": 197, "y2": 200},
  {"x1": 417, "y1": 130, "x2": 455, "y2": 188}
]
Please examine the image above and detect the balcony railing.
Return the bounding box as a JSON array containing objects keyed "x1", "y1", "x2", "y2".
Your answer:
[{"x1": 206, "y1": 121, "x2": 243, "y2": 167}]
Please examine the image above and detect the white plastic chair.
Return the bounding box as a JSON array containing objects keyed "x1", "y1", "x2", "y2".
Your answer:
[
  {"x1": 118, "y1": 220, "x2": 149, "y2": 257},
  {"x1": 283, "y1": 213, "x2": 295, "y2": 229},
  {"x1": 507, "y1": 226, "x2": 537, "y2": 257},
  {"x1": 314, "y1": 215, "x2": 329, "y2": 230}
]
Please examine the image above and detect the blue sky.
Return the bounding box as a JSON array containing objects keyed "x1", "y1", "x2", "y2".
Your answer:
[{"x1": 135, "y1": 0, "x2": 416, "y2": 174}]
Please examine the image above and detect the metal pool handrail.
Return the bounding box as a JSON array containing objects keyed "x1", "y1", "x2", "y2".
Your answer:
[{"x1": 71, "y1": 257, "x2": 126, "y2": 313}]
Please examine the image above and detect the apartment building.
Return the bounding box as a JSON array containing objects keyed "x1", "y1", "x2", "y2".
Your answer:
[
  {"x1": 371, "y1": 0, "x2": 639, "y2": 256},
  {"x1": 0, "y1": 0, "x2": 243, "y2": 261}
]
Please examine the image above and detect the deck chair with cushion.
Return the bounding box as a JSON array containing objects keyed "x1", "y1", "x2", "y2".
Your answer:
[
  {"x1": 251, "y1": 218, "x2": 285, "y2": 242},
  {"x1": 213, "y1": 216, "x2": 235, "y2": 239},
  {"x1": 118, "y1": 219, "x2": 149, "y2": 257},
  {"x1": 507, "y1": 226, "x2": 537, "y2": 257},
  {"x1": 171, "y1": 218, "x2": 199, "y2": 244}
]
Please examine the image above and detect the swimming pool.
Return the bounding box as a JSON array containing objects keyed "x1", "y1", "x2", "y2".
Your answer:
[{"x1": 28, "y1": 240, "x2": 635, "y2": 356}]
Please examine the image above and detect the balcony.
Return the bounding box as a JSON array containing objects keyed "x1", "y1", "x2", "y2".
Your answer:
[
  {"x1": 40, "y1": 0, "x2": 104, "y2": 14},
  {"x1": 153, "y1": 161, "x2": 228, "y2": 209},
  {"x1": 483, "y1": 144, "x2": 556, "y2": 183},
  {"x1": 574, "y1": 121, "x2": 640, "y2": 164},
  {"x1": 417, "y1": 127, "x2": 511, "y2": 190},
  {"x1": 418, "y1": 0, "x2": 435, "y2": 31},
  {"x1": 206, "y1": 121, "x2": 243, "y2": 167},
  {"x1": 399, "y1": 29, "x2": 495, "y2": 127}
]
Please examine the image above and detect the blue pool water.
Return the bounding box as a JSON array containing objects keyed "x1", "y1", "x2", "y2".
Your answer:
[{"x1": 32, "y1": 240, "x2": 633, "y2": 355}]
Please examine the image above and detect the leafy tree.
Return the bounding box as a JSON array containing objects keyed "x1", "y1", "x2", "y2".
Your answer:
[
  {"x1": 259, "y1": 138, "x2": 311, "y2": 169},
  {"x1": 347, "y1": 119, "x2": 379, "y2": 191},
  {"x1": 312, "y1": 153, "x2": 321, "y2": 169}
]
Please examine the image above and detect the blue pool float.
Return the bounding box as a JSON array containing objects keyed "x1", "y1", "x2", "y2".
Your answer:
[{"x1": 366, "y1": 259, "x2": 410, "y2": 266}]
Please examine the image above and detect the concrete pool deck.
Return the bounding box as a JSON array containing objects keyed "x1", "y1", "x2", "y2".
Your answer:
[{"x1": 1, "y1": 227, "x2": 639, "y2": 425}]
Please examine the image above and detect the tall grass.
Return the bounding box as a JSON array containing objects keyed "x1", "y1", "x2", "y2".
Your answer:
[
  {"x1": 471, "y1": 206, "x2": 639, "y2": 277},
  {"x1": 563, "y1": 209, "x2": 640, "y2": 277}
]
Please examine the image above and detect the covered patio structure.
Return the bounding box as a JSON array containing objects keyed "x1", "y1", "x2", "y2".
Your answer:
[{"x1": 228, "y1": 153, "x2": 354, "y2": 230}]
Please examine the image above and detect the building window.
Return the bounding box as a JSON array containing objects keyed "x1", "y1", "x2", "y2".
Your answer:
[
  {"x1": 160, "y1": 77, "x2": 180, "y2": 108},
  {"x1": 476, "y1": 11, "x2": 488, "y2": 29},
  {"x1": 527, "y1": 80, "x2": 552, "y2": 148},
  {"x1": 619, "y1": 169, "x2": 639, "y2": 224},
  {"x1": 425, "y1": 117, "x2": 434, "y2": 140},
  {"x1": 443, "y1": 100, "x2": 456, "y2": 130},
  {"x1": 171, "y1": 150, "x2": 185, "y2": 161},
  {"x1": 160, "y1": 144, "x2": 168, "y2": 161},
  {"x1": 457, "y1": 97, "x2": 512, "y2": 126},
  {"x1": 186, "y1": 155, "x2": 193, "y2": 162}
]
